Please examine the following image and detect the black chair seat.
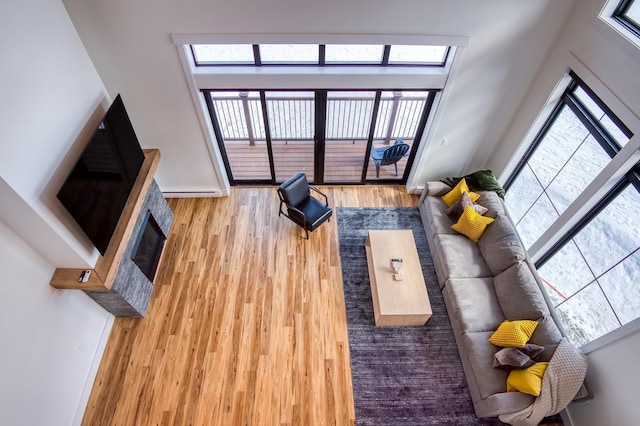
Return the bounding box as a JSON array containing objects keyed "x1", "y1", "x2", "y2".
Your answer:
[
  {"x1": 278, "y1": 172, "x2": 332, "y2": 239},
  {"x1": 289, "y1": 197, "x2": 333, "y2": 231}
]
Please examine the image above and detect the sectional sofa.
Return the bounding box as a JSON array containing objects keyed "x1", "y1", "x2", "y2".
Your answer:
[{"x1": 418, "y1": 180, "x2": 587, "y2": 421}]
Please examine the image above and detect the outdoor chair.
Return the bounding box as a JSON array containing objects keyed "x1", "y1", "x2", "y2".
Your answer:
[
  {"x1": 277, "y1": 172, "x2": 333, "y2": 239},
  {"x1": 370, "y1": 139, "x2": 410, "y2": 178}
]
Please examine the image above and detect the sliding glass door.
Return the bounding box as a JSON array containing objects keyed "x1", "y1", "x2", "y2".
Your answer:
[
  {"x1": 204, "y1": 89, "x2": 435, "y2": 185},
  {"x1": 265, "y1": 91, "x2": 316, "y2": 182}
]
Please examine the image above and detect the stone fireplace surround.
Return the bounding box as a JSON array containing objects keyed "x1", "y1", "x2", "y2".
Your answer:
[
  {"x1": 50, "y1": 149, "x2": 173, "y2": 317},
  {"x1": 84, "y1": 178, "x2": 173, "y2": 317}
]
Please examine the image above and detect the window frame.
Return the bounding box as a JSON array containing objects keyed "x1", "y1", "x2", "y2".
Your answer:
[
  {"x1": 613, "y1": 0, "x2": 640, "y2": 39},
  {"x1": 190, "y1": 43, "x2": 450, "y2": 67},
  {"x1": 504, "y1": 69, "x2": 640, "y2": 350},
  {"x1": 504, "y1": 71, "x2": 632, "y2": 190}
]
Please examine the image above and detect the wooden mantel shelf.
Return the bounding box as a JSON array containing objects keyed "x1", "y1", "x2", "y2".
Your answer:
[{"x1": 50, "y1": 149, "x2": 161, "y2": 291}]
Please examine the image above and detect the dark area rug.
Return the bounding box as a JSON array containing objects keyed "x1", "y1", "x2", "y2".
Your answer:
[{"x1": 337, "y1": 207, "x2": 505, "y2": 425}]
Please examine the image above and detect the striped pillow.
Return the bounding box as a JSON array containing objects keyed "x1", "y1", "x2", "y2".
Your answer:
[{"x1": 451, "y1": 205, "x2": 494, "y2": 243}]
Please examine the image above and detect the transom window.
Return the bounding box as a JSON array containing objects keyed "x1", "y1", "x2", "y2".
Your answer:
[
  {"x1": 613, "y1": 0, "x2": 640, "y2": 38},
  {"x1": 191, "y1": 44, "x2": 449, "y2": 66},
  {"x1": 504, "y1": 71, "x2": 638, "y2": 347}
]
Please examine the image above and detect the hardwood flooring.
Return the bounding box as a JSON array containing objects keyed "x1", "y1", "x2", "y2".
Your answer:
[{"x1": 82, "y1": 186, "x2": 419, "y2": 425}]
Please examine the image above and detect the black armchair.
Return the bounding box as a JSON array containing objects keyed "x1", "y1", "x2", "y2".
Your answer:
[
  {"x1": 277, "y1": 172, "x2": 333, "y2": 239},
  {"x1": 370, "y1": 139, "x2": 410, "y2": 178}
]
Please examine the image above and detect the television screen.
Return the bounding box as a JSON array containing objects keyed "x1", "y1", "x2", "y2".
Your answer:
[{"x1": 57, "y1": 95, "x2": 145, "y2": 255}]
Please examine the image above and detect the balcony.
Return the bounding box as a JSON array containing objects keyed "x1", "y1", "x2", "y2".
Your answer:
[{"x1": 208, "y1": 91, "x2": 431, "y2": 183}]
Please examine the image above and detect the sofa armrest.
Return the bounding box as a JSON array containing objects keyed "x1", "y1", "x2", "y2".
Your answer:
[{"x1": 419, "y1": 181, "x2": 452, "y2": 205}]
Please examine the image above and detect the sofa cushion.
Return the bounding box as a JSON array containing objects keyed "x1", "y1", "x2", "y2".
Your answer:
[
  {"x1": 529, "y1": 315, "x2": 563, "y2": 361},
  {"x1": 493, "y1": 261, "x2": 550, "y2": 320},
  {"x1": 443, "y1": 278, "x2": 505, "y2": 334},
  {"x1": 476, "y1": 191, "x2": 505, "y2": 216},
  {"x1": 478, "y1": 215, "x2": 526, "y2": 275},
  {"x1": 432, "y1": 234, "x2": 492, "y2": 281},
  {"x1": 462, "y1": 332, "x2": 509, "y2": 399},
  {"x1": 422, "y1": 196, "x2": 458, "y2": 237}
]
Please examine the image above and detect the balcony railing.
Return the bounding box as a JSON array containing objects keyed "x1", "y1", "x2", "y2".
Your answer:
[{"x1": 209, "y1": 91, "x2": 428, "y2": 182}]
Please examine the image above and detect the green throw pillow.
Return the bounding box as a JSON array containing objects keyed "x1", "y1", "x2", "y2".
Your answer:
[{"x1": 440, "y1": 169, "x2": 505, "y2": 198}]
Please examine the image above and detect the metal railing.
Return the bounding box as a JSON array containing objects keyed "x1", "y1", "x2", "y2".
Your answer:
[{"x1": 211, "y1": 92, "x2": 428, "y2": 145}]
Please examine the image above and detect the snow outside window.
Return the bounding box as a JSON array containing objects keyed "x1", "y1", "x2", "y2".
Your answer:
[{"x1": 505, "y1": 74, "x2": 638, "y2": 347}]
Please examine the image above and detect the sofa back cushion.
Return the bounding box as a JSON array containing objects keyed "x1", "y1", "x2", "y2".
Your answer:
[
  {"x1": 476, "y1": 191, "x2": 505, "y2": 216},
  {"x1": 494, "y1": 261, "x2": 550, "y2": 320},
  {"x1": 528, "y1": 315, "x2": 563, "y2": 361},
  {"x1": 478, "y1": 214, "x2": 526, "y2": 275}
]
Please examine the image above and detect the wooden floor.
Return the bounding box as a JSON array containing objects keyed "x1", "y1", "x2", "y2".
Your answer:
[{"x1": 82, "y1": 186, "x2": 419, "y2": 426}]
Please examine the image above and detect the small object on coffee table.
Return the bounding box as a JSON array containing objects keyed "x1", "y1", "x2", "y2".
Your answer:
[{"x1": 391, "y1": 258, "x2": 403, "y2": 280}]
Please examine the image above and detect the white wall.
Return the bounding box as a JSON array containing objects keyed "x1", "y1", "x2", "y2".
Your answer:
[
  {"x1": 0, "y1": 0, "x2": 113, "y2": 267},
  {"x1": 490, "y1": 1, "x2": 640, "y2": 425},
  {"x1": 0, "y1": 0, "x2": 115, "y2": 424},
  {"x1": 0, "y1": 220, "x2": 112, "y2": 426},
  {"x1": 61, "y1": 0, "x2": 576, "y2": 192}
]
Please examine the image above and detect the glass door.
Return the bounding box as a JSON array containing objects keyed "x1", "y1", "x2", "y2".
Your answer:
[
  {"x1": 265, "y1": 91, "x2": 316, "y2": 182},
  {"x1": 324, "y1": 91, "x2": 377, "y2": 183},
  {"x1": 205, "y1": 89, "x2": 435, "y2": 185},
  {"x1": 205, "y1": 91, "x2": 271, "y2": 182},
  {"x1": 366, "y1": 91, "x2": 433, "y2": 181}
]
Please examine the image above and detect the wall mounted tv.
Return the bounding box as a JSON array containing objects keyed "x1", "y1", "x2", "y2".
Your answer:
[{"x1": 57, "y1": 94, "x2": 145, "y2": 255}]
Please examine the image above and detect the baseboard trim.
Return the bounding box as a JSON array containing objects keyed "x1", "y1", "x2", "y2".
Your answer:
[{"x1": 163, "y1": 190, "x2": 225, "y2": 198}]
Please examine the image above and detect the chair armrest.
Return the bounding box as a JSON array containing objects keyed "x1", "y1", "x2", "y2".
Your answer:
[
  {"x1": 281, "y1": 201, "x2": 305, "y2": 217},
  {"x1": 370, "y1": 146, "x2": 386, "y2": 161},
  {"x1": 309, "y1": 185, "x2": 329, "y2": 205}
]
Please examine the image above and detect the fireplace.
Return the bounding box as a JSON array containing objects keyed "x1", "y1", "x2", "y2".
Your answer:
[{"x1": 131, "y1": 211, "x2": 166, "y2": 282}]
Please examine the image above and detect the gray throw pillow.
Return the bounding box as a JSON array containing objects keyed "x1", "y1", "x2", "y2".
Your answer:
[
  {"x1": 444, "y1": 191, "x2": 488, "y2": 222},
  {"x1": 492, "y1": 343, "x2": 545, "y2": 371}
]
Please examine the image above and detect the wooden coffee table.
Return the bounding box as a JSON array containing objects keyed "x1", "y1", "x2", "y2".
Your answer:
[{"x1": 365, "y1": 230, "x2": 432, "y2": 326}]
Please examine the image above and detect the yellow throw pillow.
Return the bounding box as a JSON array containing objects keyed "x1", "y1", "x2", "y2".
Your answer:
[
  {"x1": 451, "y1": 205, "x2": 494, "y2": 243},
  {"x1": 507, "y1": 362, "x2": 549, "y2": 396},
  {"x1": 441, "y1": 178, "x2": 481, "y2": 207},
  {"x1": 488, "y1": 320, "x2": 538, "y2": 348}
]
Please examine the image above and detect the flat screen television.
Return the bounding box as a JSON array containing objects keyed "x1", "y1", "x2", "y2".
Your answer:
[{"x1": 57, "y1": 94, "x2": 145, "y2": 255}]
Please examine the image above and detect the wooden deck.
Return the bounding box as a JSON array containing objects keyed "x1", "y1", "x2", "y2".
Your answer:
[{"x1": 224, "y1": 139, "x2": 413, "y2": 183}]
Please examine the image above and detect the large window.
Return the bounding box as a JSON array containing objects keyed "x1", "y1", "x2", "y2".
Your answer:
[
  {"x1": 505, "y1": 72, "x2": 639, "y2": 347},
  {"x1": 191, "y1": 43, "x2": 449, "y2": 66}
]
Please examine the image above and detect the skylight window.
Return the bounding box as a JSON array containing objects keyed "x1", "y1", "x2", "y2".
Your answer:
[
  {"x1": 324, "y1": 44, "x2": 384, "y2": 63},
  {"x1": 192, "y1": 44, "x2": 254, "y2": 64},
  {"x1": 259, "y1": 44, "x2": 318, "y2": 63},
  {"x1": 388, "y1": 45, "x2": 448, "y2": 65}
]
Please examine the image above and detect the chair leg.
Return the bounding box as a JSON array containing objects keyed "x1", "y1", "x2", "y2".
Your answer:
[
  {"x1": 395, "y1": 163, "x2": 398, "y2": 176},
  {"x1": 376, "y1": 164, "x2": 380, "y2": 178}
]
